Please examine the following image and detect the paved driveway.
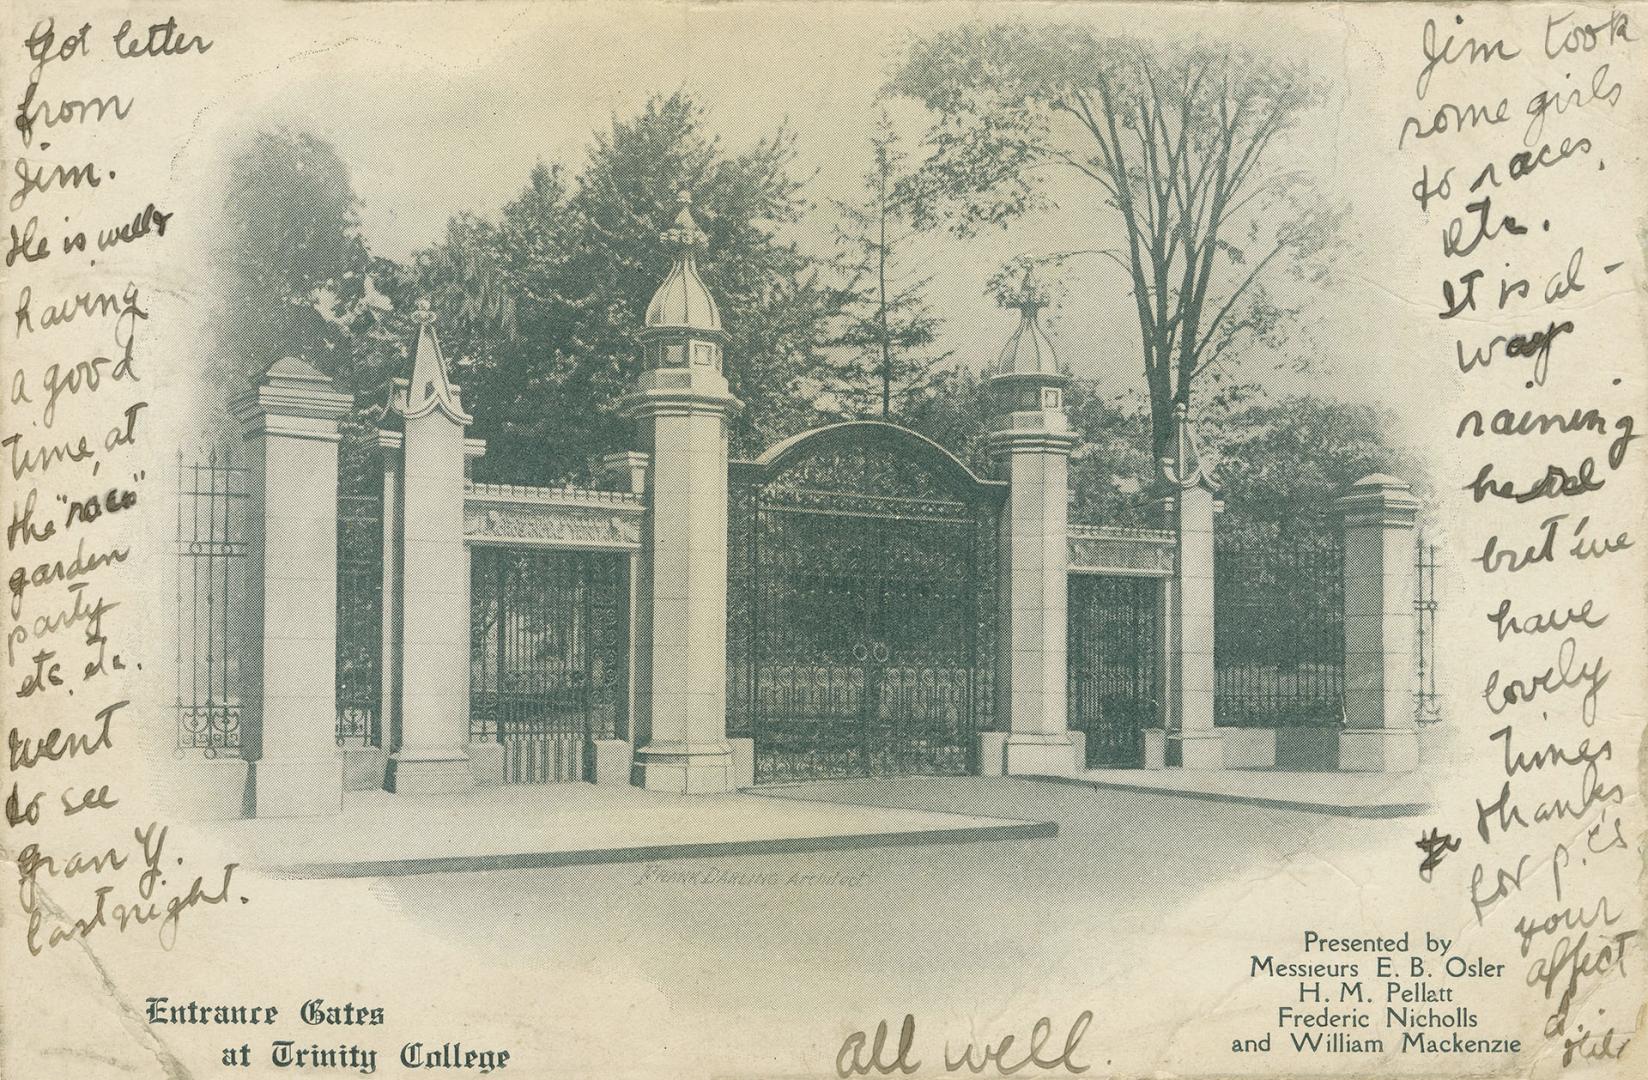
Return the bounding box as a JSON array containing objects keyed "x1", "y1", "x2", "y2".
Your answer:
[{"x1": 378, "y1": 777, "x2": 1409, "y2": 1075}]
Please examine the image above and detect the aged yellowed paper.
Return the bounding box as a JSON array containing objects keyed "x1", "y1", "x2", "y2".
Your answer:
[{"x1": 1, "y1": 2, "x2": 1644, "y2": 1078}]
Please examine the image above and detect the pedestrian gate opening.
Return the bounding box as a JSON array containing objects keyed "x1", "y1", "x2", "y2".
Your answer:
[
  {"x1": 1068, "y1": 574, "x2": 1160, "y2": 767},
  {"x1": 469, "y1": 547, "x2": 629, "y2": 782}
]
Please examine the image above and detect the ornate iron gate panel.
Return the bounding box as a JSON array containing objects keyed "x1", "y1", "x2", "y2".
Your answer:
[
  {"x1": 1214, "y1": 521, "x2": 1345, "y2": 727},
  {"x1": 469, "y1": 547, "x2": 628, "y2": 783},
  {"x1": 336, "y1": 492, "x2": 383, "y2": 746},
  {"x1": 1068, "y1": 574, "x2": 1160, "y2": 767},
  {"x1": 175, "y1": 450, "x2": 247, "y2": 756},
  {"x1": 727, "y1": 423, "x2": 1000, "y2": 784}
]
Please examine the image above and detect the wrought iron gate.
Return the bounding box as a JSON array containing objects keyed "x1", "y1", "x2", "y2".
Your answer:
[
  {"x1": 1068, "y1": 574, "x2": 1160, "y2": 767},
  {"x1": 469, "y1": 547, "x2": 629, "y2": 783},
  {"x1": 727, "y1": 423, "x2": 1000, "y2": 784}
]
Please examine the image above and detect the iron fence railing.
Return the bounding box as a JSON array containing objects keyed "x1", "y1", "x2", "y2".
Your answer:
[
  {"x1": 1214, "y1": 518, "x2": 1345, "y2": 728},
  {"x1": 336, "y1": 491, "x2": 383, "y2": 746},
  {"x1": 175, "y1": 450, "x2": 247, "y2": 755},
  {"x1": 1414, "y1": 531, "x2": 1441, "y2": 726}
]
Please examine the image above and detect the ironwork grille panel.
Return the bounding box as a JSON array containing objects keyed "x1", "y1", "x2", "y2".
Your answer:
[
  {"x1": 1069, "y1": 575, "x2": 1160, "y2": 767},
  {"x1": 174, "y1": 450, "x2": 247, "y2": 756},
  {"x1": 336, "y1": 493, "x2": 383, "y2": 746},
  {"x1": 1414, "y1": 532, "x2": 1441, "y2": 726},
  {"x1": 727, "y1": 428, "x2": 998, "y2": 784},
  {"x1": 1215, "y1": 521, "x2": 1345, "y2": 727},
  {"x1": 469, "y1": 547, "x2": 628, "y2": 783}
]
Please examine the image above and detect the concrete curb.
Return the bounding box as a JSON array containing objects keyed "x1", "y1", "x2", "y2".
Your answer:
[
  {"x1": 1023, "y1": 774, "x2": 1430, "y2": 819},
  {"x1": 260, "y1": 819, "x2": 1058, "y2": 879}
]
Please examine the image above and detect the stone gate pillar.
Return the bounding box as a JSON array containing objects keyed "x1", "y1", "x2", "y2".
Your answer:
[
  {"x1": 382, "y1": 301, "x2": 476, "y2": 794},
  {"x1": 233, "y1": 357, "x2": 352, "y2": 816},
  {"x1": 1157, "y1": 405, "x2": 1222, "y2": 769},
  {"x1": 622, "y1": 192, "x2": 741, "y2": 794},
  {"x1": 1334, "y1": 474, "x2": 1421, "y2": 772},
  {"x1": 986, "y1": 273, "x2": 1079, "y2": 777}
]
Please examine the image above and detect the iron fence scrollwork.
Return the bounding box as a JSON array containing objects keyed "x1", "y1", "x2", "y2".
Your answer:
[{"x1": 727, "y1": 424, "x2": 1000, "y2": 784}]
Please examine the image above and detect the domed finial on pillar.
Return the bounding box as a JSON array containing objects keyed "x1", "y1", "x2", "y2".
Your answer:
[
  {"x1": 663, "y1": 188, "x2": 708, "y2": 252},
  {"x1": 1009, "y1": 266, "x2": 1046, "y2": 314},
  {"x1": 993, "y1": 266, "x2": 1058, "y2": 380},
  {"x1": 642, "y1": 186, "x2": 724, "y2": 369},
  {"x1": 988, "y1": 263, "x2": 1066, "y2": 429}
]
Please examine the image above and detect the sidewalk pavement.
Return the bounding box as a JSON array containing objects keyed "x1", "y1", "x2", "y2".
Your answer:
[
  {"x1": 216, "y1": 783, "x2": 1056, "y2": 879},
  {"x1": 1030, "y1": 768, "x2": 1432, "y2": 817}
]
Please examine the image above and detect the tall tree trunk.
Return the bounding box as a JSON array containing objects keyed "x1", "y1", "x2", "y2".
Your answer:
[
  {"x1": 1149, "y1": 376, "x2": 1175, "y2": 463},
  {"x1": 878, "y1": 180, "x2": 892, "y2": 419}
]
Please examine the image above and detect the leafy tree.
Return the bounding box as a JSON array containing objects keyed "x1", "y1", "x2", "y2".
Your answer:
[
  {"x1": 1201, "y1": 395, "x2": 1426, "y2": 537},
  {"x1": 203, "y1": 127, "x2": 377, "y2": 433},
  {"x1": 416, "y1": 91, "x2": 836, "y2": 480},
  {"x1": 889, "y1": 26, "x2": 1340, "y2": 459},
  {"x1": 899, "y1": 364, "x2": 991, "y2": 470},
  {"x1": 825, "y1": 112, "x2": 951, "y2": 419},
  {"x1": 201, "y1": 128, "x2": 416, "y2": 496},
  {"x1": 895, "y1": 358, "x2": 1160, "y2": 529},
  {"x1": 1064, "y1": 380, "x2": 1155, "y2": 525}
]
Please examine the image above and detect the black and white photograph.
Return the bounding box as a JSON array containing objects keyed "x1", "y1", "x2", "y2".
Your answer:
[{"x1": 2, "y1": 3, "x2": 1643, "y2": 1078}]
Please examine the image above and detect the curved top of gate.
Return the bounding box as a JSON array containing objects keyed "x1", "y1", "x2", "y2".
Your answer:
[{"x1": 740, "y1": 420, "x2": 1005, "y2": 506}]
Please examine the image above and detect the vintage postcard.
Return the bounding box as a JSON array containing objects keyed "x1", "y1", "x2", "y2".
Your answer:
[{"x1": 2, "y1": 1, "x2": 1644, "y2": 1077}]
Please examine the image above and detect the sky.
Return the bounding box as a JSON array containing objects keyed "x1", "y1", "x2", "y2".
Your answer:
[{"x1": 220, "y1": 1, "x2": 1416, "y2": 417}]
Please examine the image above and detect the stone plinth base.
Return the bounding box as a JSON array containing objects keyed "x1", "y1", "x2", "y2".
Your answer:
[
  {"x1": 1221, "y1": 728, "x2": 1277, "y2": 769},
  {"x1": 728, "y1": 738, "x2": 755, "y2": 789},
  {"x1": 977, "y1": 732, "x2": 1008, "y2": 777},
  {"x1": 593, "y1": 739, "x2": 634, "y2": 786},
  {"x1": 385, "y1": 750, "x2": 476, "y2": 795},
  {"x1": 1176, "y1": 731, "x2": 1225, "y2": 770},
  {"x1": 634, "y1": 742, "x2": 734, "y2": 794},
  {"x1": 1068, "y1": 731, "x2": 1087, "y2": 770},
  {"x1": 1004, "y1": 733, "x2": 1078, "y2": 778},
  {"x1": 249, "y1": 756, "x2": 343, "y2": 818},
  {"x1": 1416, "y1": 723, "x2": 1449, "y2": 768},
  {"x1": 1276, "y1": 727, "x2": 1341, "y2": 770},
  {"x1": 169, "y1": 757, "x2": 252, "y2": 820},
  {"x1": 341, "y1": 746, "x2": 388, "y2": 791},
  {"x1": 1338, "y1": 728, "x2": 1419, "y2": 773},
  {"x1": 1142, "y1": 729, "x2": 1167, "y2": 770},
  {"x1": 465, "y1": 742, "x2": 505, "y2": 786}
]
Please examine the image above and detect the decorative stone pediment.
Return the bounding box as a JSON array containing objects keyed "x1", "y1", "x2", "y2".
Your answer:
[
  {"x1": 1068, "y1": 525, "x2": 1176, "y2": 578},
  {"x1": 464, "y1": 484, "x2": 643, "y2": 550}
]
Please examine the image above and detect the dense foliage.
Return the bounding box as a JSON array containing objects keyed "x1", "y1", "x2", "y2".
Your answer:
[
  {"x1": 205, "y1": 91, "x2": 1412, "y2": 521},
  {"x1": 888, "y1": 25, "x2": 1341, "y2": 459}
]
